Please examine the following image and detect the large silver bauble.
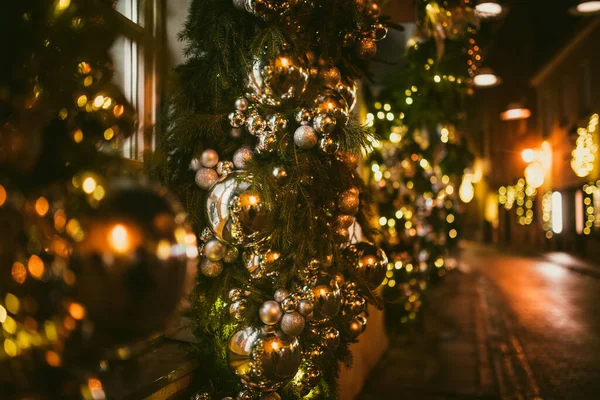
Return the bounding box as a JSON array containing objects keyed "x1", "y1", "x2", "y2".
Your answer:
[
  {"x1": 247, "y1": 55, "x2": 309, "y2": 106},
  {"x1": 343, "y1": 242, "x2": 388, "y2": 289},
  {"x1": 228, "y1": 327, "x2": 302, "y2": 391},
  {"x1": 205, "y1": 172, "x2": 274, "y2": 247},
  {"x1": 309, "y1": 275, "x2": 342, "y2": 323}
]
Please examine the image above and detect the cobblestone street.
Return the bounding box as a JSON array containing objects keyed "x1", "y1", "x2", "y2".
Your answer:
[{"x1": 359, "y1": 242, "x2": 600, "y2": 400}]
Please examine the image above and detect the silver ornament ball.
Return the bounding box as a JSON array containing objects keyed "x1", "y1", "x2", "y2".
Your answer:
[
  {"x1": 274, "y1": 288, "x2": 290, "y2": 303},
  {"x1": 201, "y1": 149, "x2": 220, "y2": 168},
  {"x1": 255, "y1": 133, "x2": 278, "y2": 156},
  {"x1": 294, "y1": 125, "x2": 318, "y2": 149},
  {"x1": 319, "y1": 136, "x2": 339, "y2": 155},
  {"x1": 233, "y1": 147, "x2": 254, "y2": 170},
  {"x1": 281, "y1": 311, "x2": 305, "y2": 337},
  {"x1": 229, "y1": 111, "x2": 246, "y2": 128},
  {"x1": 297, "y1": 299, "x2": 314, "y2": 317},
  {"x1": 271, "y1": 166, "x2": 288, "y2": 183},
  {"x1": 259, "y1": 300, "x2": 283, "y2": 325},
  {"x1": 216, "y1": 161, "x2": 235, "y2": 176},
  {"x1": 235, "y1": 97, "x2": 249, "y2": 112},
  {"x1": 195, "y1": 168, "x2": 219, "y2": 190},
  {"x1": 190, "y1": 157, "x2": 202, "y2": 171},
  {"x1": 281, "y1": 296, "x2": 297, "y2": 313}
]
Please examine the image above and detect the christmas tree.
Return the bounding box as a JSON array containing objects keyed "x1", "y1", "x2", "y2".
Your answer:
[
  {"x1": 152, "y1": 0, "x2": 389, "y2": 398},
  {"x1": 364, "y1": 0, "x2": 479, "y2": 329}
]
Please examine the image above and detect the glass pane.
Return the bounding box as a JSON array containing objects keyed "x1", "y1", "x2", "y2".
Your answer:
[
  {"x1": 110, "y1": 35, "x2": 145, "y2": 160},
  {"x1": 115, "y1": 0, "x2": 145, "y2": 27}
]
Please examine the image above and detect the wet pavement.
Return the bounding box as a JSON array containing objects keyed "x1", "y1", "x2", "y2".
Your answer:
[{"x1": 358, "y1": 242, "x2": 600, "y2": 400}]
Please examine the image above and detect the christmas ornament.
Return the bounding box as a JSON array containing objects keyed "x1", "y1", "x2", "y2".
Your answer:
[
  {"x1": 201, "y1": 149, "x2": 220, "y2": 168},
  {"x1": 274, "y1": 288, "x2": 290, "y2": 303},
  {"x1": 309, "y1": 275, "x2": 342, "y2": 323},
  {"x1": 229, "y1": 300, "x2": 246, "y2": 320},
  {"x1": 356, "y1": 37, "x2": 377, "y2": 59},
  {"x1": 313, "y1": 114, "x2": 337, "y2": 134},
  {"x1": 366, "y1": 1, "x2": 381, "y2": 19},
  {"x1": 314, "y1": 90, "x2": 349, "y2": 125},
  {"x1": 319, "y1": 136, "x2": 339, "y2": 155},
  {"x1": 336, "y1": 214, "x2": 355, "y2": 229},
  {"x1": 233, "y1": 147, "x2": 255, "y2": 170},
  {"x1": 348, "y1": 315, "x2": 366, "y2": 338},
  {"x1": 216, "y1": 161, "x2": 235, "y2": 176},
  {"x1": 259, "y1": 300, "x2": 283, "y2": 325},
  {"x1": 281, "y1": 311, "x2": 305, "y2": 336},
  {"x1": 343, "y1": 242, "x2": 388, "y2": 289},
  {"x1": 335, "y1": 78, "x2": 358, "y2": 113},
  {"x1": 321, "y1": 326, "x2": 340, "y2": 351},
  {"x1": 200, "y1": 257, "x2": 224, "y2": 277},
  {"x1": 338, "y1": 188, "x2": 360, "y2": 215},
  {"x1": 267, "y1": 114, "x2": 288, "y2": 132},
  {"x1": 260, "y1": 393, "x2": 281, "y2": 400},
  {"x1": 68, "y1": 179, "x2": 198, "y2": 348},
  {"x1": 203, "y1": 238, "x2": 227, "y2": 261},
  {"x1": 318, "y1": 64, "x2": 342, "y2": 88},
  {"x1": 246, "y1": 112, "x2": 267, "y2": 135},
  {"x1": 295, "y1": 108, "x2": 313, "y2": 125},
  {"x1": 255, "y1": 133, "x2": 278, "y2": 156},
  {"x1": 294, "y1": 125, "x2": 318, "y2": 149},
  {"x1": 205, "y1": 172, "x2": 274, "y2": 246},
  {"x1": 297, "y1": 299, "x2": 314, "y2": 316},
  {"x1": 247, "y1": 55, "x2": 309, "y2": 106},
  {"x1": 229, "y1": 112, "x2": 246, "y2": 128},
  {"x1": 281, "y1": 295, "x2": 298, "y2": 313},
  {"x1": 227, "y1": 327, "x2": 302, "y2": 391},
  {"x1": 224, "y1": 246, "x2": 240, "y2": 263},
  {"x1": 235, "y1": 97, "x2": 250, "y2": 112},
  {"x1": 271, "y1": 166, "x2": 288, "y2": 183},
  {"x1": 371, "y1": 22, "x2": 388, "y2": 41},
  {"x1": 190, "y1": 157, "x2": 202, "y2": 171},
  {"x1": 195, "y1": 168, "x2": 219, "y2": 190}
]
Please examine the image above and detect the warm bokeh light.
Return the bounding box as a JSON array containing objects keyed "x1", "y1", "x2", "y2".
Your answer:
[
  {"x1": 552, "y1": 192, "x2": 563, "y2": 234},
  {"x1": 459, "y1": 176, "x2": 475, "y2": 203},
  {"x1": 82, "y1": 177, "x2": 97, "y2": 194},
  {"x1": 474, "y1": 68, "x2": 501, "y2": 87},
  {"x1": 576, "y1": 1, "x2": 600, "y2": 14},
  {"x1": 108, "y1": 224, "x2": 131, "y2": 254},
  {"x1": 28, "y1": 255, "x2": 45, "y2": 279},
  {"x1": 500, "y1": 103, "x2": 531, "y2": 120},
  {"x1": 521, "y1": 148, "x2": 535, "y2": 163},
  {"x1": 475, "y1": 2, "x2": 503, "y2": 18},
  {"x1": 35, "y1": 197, "x2": 50, "y2": 216},
  {"x1": 525, "y1": 161, "x2": 545, "y2": 189}
]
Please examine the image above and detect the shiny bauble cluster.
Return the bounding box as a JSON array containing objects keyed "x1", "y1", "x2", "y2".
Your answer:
[
  {"x1": 228, "y1": 97, "x2": 288, "y2": 157},
  {"x1": 191, "y1": 148, "x2": 247, "y2": 190},
  {"x1": 257, "y1": 288, "x2": 315, "y2": 337},
  {"x1": 227, "y1": 327, "x2": 302, "y2": 392},
  {"x1": 342, "y1": 1, "x2": 388, "y2": 59},
  {"x1": 204, "y1": 172, "x2": 275, "y2": 250},
  {"x1": 198, "y1": 229, "x2": 240, "y2": 278},
  {"x1": 233, "y1": 0, "x2": 311, "y2": 23}
]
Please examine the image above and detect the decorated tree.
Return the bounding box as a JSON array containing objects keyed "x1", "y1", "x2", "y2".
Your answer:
[
  {"x1": 152, "y1": 0, "x2": 390, "y2": 398},
  {"x1": 1, "y1": 1, "x2": 196, "y2": 398},
  {"x1": 364, "y1": 0, "x2": 479, "y2": 329}
]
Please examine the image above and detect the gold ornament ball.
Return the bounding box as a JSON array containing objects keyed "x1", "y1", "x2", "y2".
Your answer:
[
  {"x1": 344, "y1": 242, "x2": 388, "y2": 289},
  {"x1": 203, "y1": 238, "x2": 227, "y2": 261},
  {"x1": 228, "y1": 327, "x2": 302, "y2": 391},
  {"x1": 314, "y1": 90, "x2": 349, "y2": 125},
  {"x1": 319, "y1": 136, "x2": 339, "y2": 155},
  {"x1": 338, "y1": 189, "x2": 360, "y2": 215},
  {"x1": 319, "y1": 65, "x2": 342, "y2": 88},
  {"x1": 259, "y1": 300, "x2": 283, "y2": 325},
  {"x1": 310, "y1": 276, "x2": 342, "y2": 322},
  {"x1": 281, "y1": 311, "x2": 306, "y2": 336},
  {"x1": 201, "y1": 257, "x2": 224, "y2": 277},
  {"x1": 348, "y1": 316, "x2": 366, "y2": 338},
  {"x1": 247, "y1": 55, "x2": 309, "y2": 105},
  {"x1": 356, "y1": 38, "x2": 377, "y2": 59},
  {"x1": 205, "y1": 172, "x2": 274, "y2": 247},
  {"x1": 366, "y1": 1, "x2": 381, "y2": 18},
  {"x1": 336, "y1": 214, "x2": 355, "y2": 229},
  {"x1": 335, "y1": 77, "x2": 358, "y2": 112}
]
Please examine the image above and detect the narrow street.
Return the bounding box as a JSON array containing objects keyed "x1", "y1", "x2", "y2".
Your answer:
[{"x1": 359, "y1": 242, "x2": 600, "y2": 400}]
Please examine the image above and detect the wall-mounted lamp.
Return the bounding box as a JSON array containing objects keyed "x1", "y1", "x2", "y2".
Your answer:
[
  {"x1": 569, "y1": 1, "x2": 600, "y2": 16},
  {"x1": 473, "y1": 67, "x2": 502, "y2": 88},
  {"x1": 475, "y1": 1, "x2": 508, "y2": 19}
]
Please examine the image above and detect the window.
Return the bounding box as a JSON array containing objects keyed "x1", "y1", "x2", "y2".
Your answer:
[{"x1": 110, "y1": 0, "x2": 164, "y2": 160}]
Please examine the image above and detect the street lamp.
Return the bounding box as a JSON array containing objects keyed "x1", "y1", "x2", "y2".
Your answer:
[
  {"x1": 473, "y1": 68, "x2": 502, "y2": 88},
  {"x1": 500, "y1": 102, "x2": 531, "y2": 121},
  {"x1": 475, "y1": 1, "x2": 507, "y2": 20},
  {"x1": 569, "y1": 1, "x2": 600, "y2": 15}
]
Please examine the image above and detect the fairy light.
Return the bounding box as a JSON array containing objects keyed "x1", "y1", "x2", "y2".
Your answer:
[{"x1": 571, "y1": 113, "x2": 598, "y2": 178}]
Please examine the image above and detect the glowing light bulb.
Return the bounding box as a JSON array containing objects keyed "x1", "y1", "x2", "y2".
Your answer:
[
  {"x1": 475, "y1": 1, "x2": 504, "y2": 19},
  {"x1": 521, "y1": 148, "x2": 535, "y2": 163},
  {"x1": 459, "y1": 177, "x2": 475, "y2": 203},
  {"x1": 525, "y1": 161, "x2": 545, "y2": 189},
  {"x1": 576, "y1": 1, "x2": 600, "y2": 14}
]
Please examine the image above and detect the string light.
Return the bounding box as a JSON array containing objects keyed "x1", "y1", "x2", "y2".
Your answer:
[{"x1": 571, "y1": 113, "x2": 598, "y2": 178}]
